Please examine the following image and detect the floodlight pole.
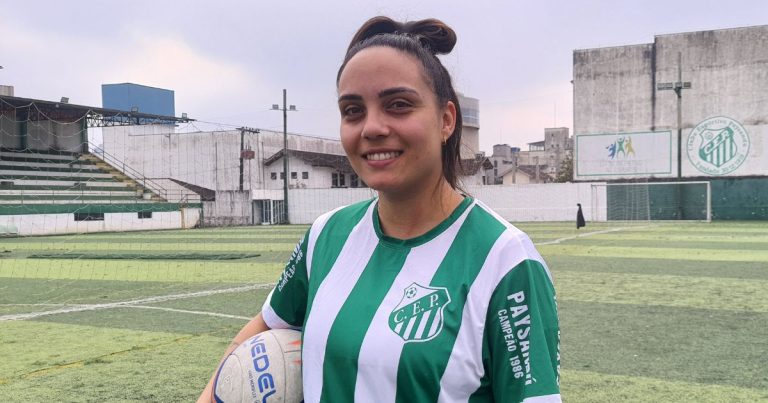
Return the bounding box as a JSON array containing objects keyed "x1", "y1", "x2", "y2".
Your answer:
[
  {"x1": 657, "y1": 52, "x2": 691, "y2": 180},
  {"x1": 657, "y1": 52, "x2": 692, "y2": 219},
  {"x1": 282, "y1": 90, "x2": 288, "y2": 224},
  {"x1": 272, "y1": 90, "x2": 296, "y2": 224}
]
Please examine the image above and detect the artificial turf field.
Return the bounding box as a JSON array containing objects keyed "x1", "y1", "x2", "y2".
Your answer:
[{"x1": 1, "y1": 221, "x2": 767, "y2": 402}]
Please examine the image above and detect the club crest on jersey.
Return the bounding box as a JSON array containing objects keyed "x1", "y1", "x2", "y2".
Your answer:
[{"x1": 388, "y1": 283, "x2": 451, "y2": 343}]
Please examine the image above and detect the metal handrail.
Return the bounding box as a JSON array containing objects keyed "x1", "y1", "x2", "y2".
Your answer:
[
  {"x1": 87, "y1": 141, "x2": 169, "y2": 200},
  {"x1": 7, "y1": 188, "x2": 201, "y2": 204}
]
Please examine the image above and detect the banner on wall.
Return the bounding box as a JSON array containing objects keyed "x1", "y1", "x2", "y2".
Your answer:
[{"x1": 575, "y1": 131, "x2": 672, "y2": 178}]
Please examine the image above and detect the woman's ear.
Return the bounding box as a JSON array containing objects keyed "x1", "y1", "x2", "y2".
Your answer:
[{"x1": 441, "y1": 101, "x2": 457, "y2": 140}]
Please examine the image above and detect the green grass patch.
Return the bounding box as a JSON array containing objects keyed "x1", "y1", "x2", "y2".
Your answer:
[
  {"x1": 0, "y1": 260, "x2": 284, "y2": 282},
  {"x1": 546, "y1": 255, "x2": 768, "y2": 280},
  {"x1": 556, "y1": 271, "x2": 768, "y2": 312},
  {"x1": 540, "y1": 244, "x2": 768, "y2": 262},
  {"x1": 0, "y1": 324, "x2": 227, "y2": 402},
  {"x1": 559, "y1": 300, "x2": 768, "y2": 390},
  {"x1": 562, "y1": 369, "x2": 768, "y2": 402},
  {"x1": 27, "y1": 252, "x2": 262, "y2": 260}
]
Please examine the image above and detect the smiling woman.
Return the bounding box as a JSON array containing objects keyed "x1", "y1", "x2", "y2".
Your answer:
[{"x1": 199, "y1": 16, "x2": 562, "y2": 403}]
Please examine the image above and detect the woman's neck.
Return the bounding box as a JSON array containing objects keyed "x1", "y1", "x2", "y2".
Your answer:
[{"x1": 377, "y1": 180, "x2": 464, "y2": 240}]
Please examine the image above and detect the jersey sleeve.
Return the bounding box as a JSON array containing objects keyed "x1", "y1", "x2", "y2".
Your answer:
[
  {"x1": 484, "y1": 258, "x2": 561, "y2": 403},
  {"x1": 260, "y1": 230, "x2": 310, "y2": 330}
]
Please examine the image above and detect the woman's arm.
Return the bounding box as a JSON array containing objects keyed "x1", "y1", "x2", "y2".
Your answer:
[{"x1": 196, "y1": 313, "x2": 271, "y2": 403}]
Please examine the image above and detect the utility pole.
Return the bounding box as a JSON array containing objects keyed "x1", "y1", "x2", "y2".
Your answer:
[
  {"x1": 238, "y1": 127, "x2": 259, "y2": 191},
  {"x1": 272, "y1": 90, "x2": 297, "y2": 224}
]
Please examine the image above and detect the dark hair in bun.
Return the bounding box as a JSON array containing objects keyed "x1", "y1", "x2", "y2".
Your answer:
[{"x1": 337, "y1": 16, "x2": 464, "y2": 191}]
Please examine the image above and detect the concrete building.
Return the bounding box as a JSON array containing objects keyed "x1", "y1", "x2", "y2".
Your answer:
[
  {"x1": 262, "y1": 149, "x2": 364, "y2": 190},
  {"x1": 458, "y1": 93, "x2": 480, "y2": 160},
  {"x1": 489, "y1": 127, "x2": 572, "y2": 184},
  {"x1": 573, "y1": 25, "x2": 768, "y2": 181}
]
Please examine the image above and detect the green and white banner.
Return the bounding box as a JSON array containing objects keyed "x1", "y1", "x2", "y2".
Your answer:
[{"x1": 686, "y1": 116, "x2": 751, "y2": 176}]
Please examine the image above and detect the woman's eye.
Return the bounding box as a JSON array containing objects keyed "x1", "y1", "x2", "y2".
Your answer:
[
  {"x1": 342, "y1": 105, "x2": 363, "y2": 118},
  {"x1": 388, "y1": 100, "x2": 412, "y2": 111}
]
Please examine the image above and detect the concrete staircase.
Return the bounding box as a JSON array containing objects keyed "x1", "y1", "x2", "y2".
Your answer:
[{"x1": 78, "y1": 154, "x2": 167, "y2": 202}]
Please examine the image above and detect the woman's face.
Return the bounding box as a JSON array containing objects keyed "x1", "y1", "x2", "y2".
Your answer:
[{"x1": 337, "y1": 46, "x2": 456, "y2": 197}]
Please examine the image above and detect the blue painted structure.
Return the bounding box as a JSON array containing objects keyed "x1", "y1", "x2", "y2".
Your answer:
[{"x1": 101, "y1": 83, "x2": 175, "y2": 117}]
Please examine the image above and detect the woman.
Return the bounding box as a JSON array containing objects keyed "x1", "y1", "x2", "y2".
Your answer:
[{"x1": 199, "y1": 16, "x2": 561, "y2": 403}]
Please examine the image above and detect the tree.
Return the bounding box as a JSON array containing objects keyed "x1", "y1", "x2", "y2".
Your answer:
[{"x1": 554, "y1": 152, "x2": 573, "y2": 183}]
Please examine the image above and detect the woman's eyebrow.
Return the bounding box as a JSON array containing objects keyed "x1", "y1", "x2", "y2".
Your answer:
[
  {"x1": 338, "y1": 87, "x2": 418, "y2": 103},
  {"x1": 378, "y1": 87, "x2": 418, "y2": 98},
  {"x1": 338, "y1": 94, "x2": 362, "y2": 103}
]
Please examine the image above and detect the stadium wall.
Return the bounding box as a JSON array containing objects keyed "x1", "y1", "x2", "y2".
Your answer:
[
  {"x1": 283, "y1": 183, "x2": 599, "y2": 225},
  {"x1": 573, "y1": 25, "x2": 768, "y2": 181},
  {"x1": 466, "y1": 183, "x2": 598, "y2": 222},
  {"x1": 288, "y1": 188, "x2": 378, "y2": 224},
  {"x1": 710, "y1": 177, "x2": 768, "y2": 220},
  {"x1": 0, "y1": 208, "x2": 200, "y2": 236},
  {"x1": 201, "y1": 190, "x2": 251, "y2": 226}
]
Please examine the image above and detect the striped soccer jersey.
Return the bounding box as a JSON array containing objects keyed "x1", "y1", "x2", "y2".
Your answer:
[{"x1": 261, "y1": 197, "x2": 561, "y2": 403}]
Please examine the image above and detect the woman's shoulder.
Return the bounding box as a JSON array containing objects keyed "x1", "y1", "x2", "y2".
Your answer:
[{"x1": 306, "y1": 198, "x2": 377, "y2": 237}]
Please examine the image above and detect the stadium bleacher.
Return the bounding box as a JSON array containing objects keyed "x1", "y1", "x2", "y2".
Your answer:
[{"x1": 0, "y1": 148, "x2": 181, "y2": 215}]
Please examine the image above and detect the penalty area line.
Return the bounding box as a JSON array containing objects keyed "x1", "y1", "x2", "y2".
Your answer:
[
  {"x1": 0, "y1": 283, "x2": 274, "y2": 322},
  {"x1": 126, "y1": 305, "x2": 252, "y2": 321},
  {"x1": 534, "y1": 225, "x2": 655, "y2": 246}
]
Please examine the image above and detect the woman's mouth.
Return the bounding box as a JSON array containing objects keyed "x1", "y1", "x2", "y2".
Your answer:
[{"x1": 365, "y1": 151, "x2": 402, "y2": 161}]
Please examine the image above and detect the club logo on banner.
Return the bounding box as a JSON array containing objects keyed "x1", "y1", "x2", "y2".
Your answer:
[
  {"x1": 606, "y1": 136, "x2": 637, "y2": 159},
  {"x1": 687, "y1": 116, "x2": 750, "y2": 175},
  {"x1": 388, "y1": 283, "x2": 451, "y2": 343}
]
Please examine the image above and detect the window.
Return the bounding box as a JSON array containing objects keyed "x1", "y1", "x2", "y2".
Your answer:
[
  {"x1": 138, "y1": 211, "x2": 152, "y2": 219},
  {"x1": 291, "y1": 172, "x2": 297, "y2": 180},
  {"x1": 271, "y1": 172, "x2": 277, "y2": 180},
  {"x1": 302, "y1": 171, "x2": 309, "y2": 180},
  {"x1": 351, "y1": 174, "x2": 359, "y2": 188},
  {"x1": 332, "y1": 172, "x2": 347, "y2": 188},
  {"x1": 74, "y1": 212, "x2": 104, "y2": 221},
  {"x1": 280, "y1": 172, "x2": 285, "y2": 180}
]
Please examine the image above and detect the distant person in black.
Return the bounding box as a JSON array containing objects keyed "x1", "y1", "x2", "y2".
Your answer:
[{"x1": 577, "y1": 203, "x2": 586, "y2": 229}]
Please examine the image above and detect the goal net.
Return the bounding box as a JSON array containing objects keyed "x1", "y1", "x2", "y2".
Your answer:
[{"x1": 590, "y1": 181, "x2": 711, "y2": 222}]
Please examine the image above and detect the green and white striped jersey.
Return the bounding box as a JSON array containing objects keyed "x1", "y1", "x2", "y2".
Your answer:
[{"x1": 262, "y1": 197, "x2": 561, "y2": 403}]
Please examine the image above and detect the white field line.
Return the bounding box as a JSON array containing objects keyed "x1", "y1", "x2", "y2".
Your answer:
[
  {"x1": 0, "y1": 303, "x2": 76, "y2": 307},
  {"x1": 0, "y1": 283, "x2": 273, "y2": 322},
  {"x1": 127, "y1": 305, "x2": 252, "y2": 320},
  {"x1": 533, "y1": 226, "x2": 654, "y2": 246}
]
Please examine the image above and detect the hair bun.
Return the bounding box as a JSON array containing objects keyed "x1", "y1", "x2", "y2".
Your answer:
[
  {"x1": 347, "y1": 16, "x2": 457, "y2": 55},
  {"x1": 404, "y1": 19, "x2": 457, "y2": 55}
]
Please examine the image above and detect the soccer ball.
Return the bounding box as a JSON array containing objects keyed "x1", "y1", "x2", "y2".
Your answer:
[{"x1": 213, "y1": 329, "x2": 303, "y2": 403}]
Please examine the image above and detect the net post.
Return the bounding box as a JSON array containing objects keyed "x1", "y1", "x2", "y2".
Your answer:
[{"x1": 706, "y1": 181, "x2": 712, "y2": 223}]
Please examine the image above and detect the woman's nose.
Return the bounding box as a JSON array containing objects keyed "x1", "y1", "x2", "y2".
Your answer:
[{"x1": 361, "y1": 109, "x2": 390, "y2": 139}]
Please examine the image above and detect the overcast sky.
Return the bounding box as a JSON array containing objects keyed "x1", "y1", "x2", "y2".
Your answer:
[{"x1": 1, "y1": 1, "x2": 765, "y2": 153}]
